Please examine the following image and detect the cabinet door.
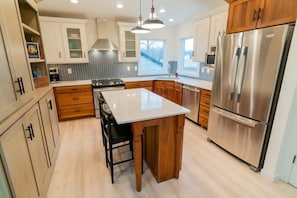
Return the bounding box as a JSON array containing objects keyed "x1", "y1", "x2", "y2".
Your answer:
[
  {"x1": 118, "y1": 24, "x2": 139, "y2": 62},
  {"x1": 47, "y1": 89, "x2": 60, "y2": 147},
  {"x1": 209, "y1": 11, "x2": 227, "y2": 48},
  {"x1": 23, "y1": 105, "x2": 49, "y2": 196},
  {"x1": 0, "y1": 0, "x2": 33, "y2": 122},
  {"x1": 40, "y1": 21, "x2": 65, "y2": 64},
  {"x1": 0, "y1": 119, "x2": 39, "y2": 198},
  {"x1": 0, "y1": 159, "x2": 11, "y2": 198},
  {"x1": 226, "y1": 0, "x2": 260, "y2": 33},
  {"x1": 193, "y1": 17, "x2": 210, "y2": 62},
  {"x1": 256, "y1": 0, "x2": 297, "y2": 28},
  {"x1": 61, "y1": 23, "x2": 89, "y2": 63},
  {"x1": 39, "y1": 90, "x2": 56, "y2": 164}
]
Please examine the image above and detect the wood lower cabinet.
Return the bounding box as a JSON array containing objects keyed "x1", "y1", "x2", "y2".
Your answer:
[
  {"x1": 226, "y1": 0, "x2": 297, "y2": 33},
  {"x1": 199, "y1": 89, "x2": 212, "y2": 128},
  {"x1": 175, "y1": 82, "x2": 183, "y2": 105},
  {"x1": 125, "y1": 81, "x2": 153, "y2": 91},
  {"x1": 39, "y1": 89, "x2": 60, "y2": 165},
  {"x1": 153, "y1": 80, "x2": 176, "y2": 102},
  {"x1": 0, "y1": 104, "x2": 49, "y2": 198},
  {"x1": 54, "y1": 85, "x2": 95, "y2": 121}
]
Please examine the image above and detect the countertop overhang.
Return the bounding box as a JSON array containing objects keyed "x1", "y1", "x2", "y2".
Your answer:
[{"x1": 101, "y1": 88, "x2": 190, "y2": 124}]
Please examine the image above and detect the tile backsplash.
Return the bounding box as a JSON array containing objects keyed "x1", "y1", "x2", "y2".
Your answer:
[
  {"x1": 48, "y1": 51, "x2": 138, "y2": 81},
  {"x1": 48, "y1": 51, "x2": 214, "y2": 81}
]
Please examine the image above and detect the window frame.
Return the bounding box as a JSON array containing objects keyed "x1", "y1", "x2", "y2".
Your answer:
[
  {"x1": 138, "y1": 38, "x2": 168, "y2": 76},
  {"x1": 178, "y1": 37, "x2": 200, "y2": 78}
]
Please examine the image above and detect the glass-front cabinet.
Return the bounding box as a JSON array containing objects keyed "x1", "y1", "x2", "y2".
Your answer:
[
  {"x1": 61, "y1": 23, "x2": 88, "y2": 63},
  {"x1": 117, "y1": 22, "x2": 139, "y2": 62}
]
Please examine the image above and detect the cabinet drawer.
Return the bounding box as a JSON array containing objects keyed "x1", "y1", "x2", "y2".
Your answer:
[
  {"x1": 56, "y1": 92, "x2": 93, "y2": 106},
  {"x1": 200, "y1": 96, "x2": 211, "y2": 107},
  {"x1": 201, "y1": 89, "x2": 211, "y2": 99},
  {"x1": 199, "y1": 114, "x2": 209, "y2": 128},
  {"x1": 58, "y1": 104, "x2": 94, "y2": 120},
  {"x1": 125, "y1": 81, "x2": 153, "y2": 89},
  {"x1": 200, "y1": 105, "x2": 210, "y2": 116},
  {"x1": 54, "y1": 85, "x2": 92, "y2": 94}
]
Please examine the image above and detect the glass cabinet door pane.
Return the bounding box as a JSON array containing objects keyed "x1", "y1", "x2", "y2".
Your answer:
[
  {"x1": 124, "y1": 31, "x2": 136, "y2": 57},
  {"x1": 66, "y1": 28, "x2": 83, "y2": 58}
]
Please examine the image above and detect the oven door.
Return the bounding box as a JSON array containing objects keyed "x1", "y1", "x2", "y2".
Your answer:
[{"x1": 93, "y1": 86, "x2": 124, "y2": 118}]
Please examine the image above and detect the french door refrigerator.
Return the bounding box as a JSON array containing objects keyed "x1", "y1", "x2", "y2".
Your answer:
[{"x1": 208, "y1": 24, "x2": 295, "y2": 170}]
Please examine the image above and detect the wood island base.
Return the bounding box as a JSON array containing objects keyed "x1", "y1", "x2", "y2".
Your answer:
[{"x1": 131, "y1": 114, "x2": 185, "y2": 192}]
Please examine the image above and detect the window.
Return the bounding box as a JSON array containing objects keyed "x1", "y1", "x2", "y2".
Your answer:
[
  {"x1": 179, "y1": 37, "x2": 199, "y2": 77},
  {"x1": 139, "y1": 39, "x2": 166, "y2": 75}
]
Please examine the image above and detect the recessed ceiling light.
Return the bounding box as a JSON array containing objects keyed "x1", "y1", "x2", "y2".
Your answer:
[
  {"x1": 169, "y1": 18, "x2": 174, "y2": 22},
  {"x1": 159, "y1": 8, "x2": 166, "y2": 13},
  {"x1": 116, "y1": 3, "x2": 124, "y2": 8},
  {"x1": 70, "y1": 0, "x2": 78, "y2": 4}
]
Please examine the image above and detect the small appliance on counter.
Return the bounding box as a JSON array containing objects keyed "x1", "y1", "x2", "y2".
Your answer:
[{"x1": 49, "y1": 67, "x2": 60, "y2": 82}]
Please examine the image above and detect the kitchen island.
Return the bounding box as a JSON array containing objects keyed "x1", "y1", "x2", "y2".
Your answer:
[{"x1": 101, "y1": 88, "x2": 190, "y2": 192}]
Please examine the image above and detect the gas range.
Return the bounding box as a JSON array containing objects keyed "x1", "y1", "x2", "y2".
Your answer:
[{"x1": 91, "y1": 79, "x2": 125, "y2": 88}]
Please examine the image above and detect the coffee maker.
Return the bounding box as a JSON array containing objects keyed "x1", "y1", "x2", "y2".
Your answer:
[{"x1": 49, "y1": 67, "x2": 60, "y2": 82}]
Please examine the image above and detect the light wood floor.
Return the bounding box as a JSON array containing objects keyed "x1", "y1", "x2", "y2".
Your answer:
[{"x1": 46, "y1": 117, "x2": 297, "y2": 198}]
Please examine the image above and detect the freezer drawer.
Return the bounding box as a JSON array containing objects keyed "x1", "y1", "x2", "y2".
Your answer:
[{"x1": 208, "y1": 107, "x2": 267, "y2": 168}]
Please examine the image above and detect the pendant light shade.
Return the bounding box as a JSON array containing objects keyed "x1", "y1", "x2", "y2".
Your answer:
[
  {"x1": 142, "y1": 0, "x2": 165, "y2": 29},
  {"x1": 131, "y1": 0, "x2": 151, "y2": 34}
]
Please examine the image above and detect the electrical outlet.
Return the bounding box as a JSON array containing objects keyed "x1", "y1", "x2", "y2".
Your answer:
[
  {"x1": 67, "y1": 68, "x2": 72, "y2": 74},
  {"x1": 127, "y1": 66, "x2": 130, "y2": 71}
]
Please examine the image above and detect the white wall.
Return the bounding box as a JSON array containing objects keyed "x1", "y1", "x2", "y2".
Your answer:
[{"x1": 261, "y1": 22, "x2": 297, "y2": 181}]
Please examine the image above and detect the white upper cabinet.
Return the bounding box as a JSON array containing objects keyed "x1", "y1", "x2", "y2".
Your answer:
[
  {"x1": 40, "y1": 17, "x2": 89, "y2": 64},
  {"x1": 39, "y1": 21, "x2": 65, "y2": 64},
  {"x1": 61, "y1": 23, "x2": 88, "y2": 63},
  {"x1": 208, "y1": 11, "x2": 227, "y2": 49},
  {"x1": 193, "y1": 17, "x2": 210, "y2": 62},
  {"x1": 117, "y1": 22, "x2": 139, "y2": 62}
]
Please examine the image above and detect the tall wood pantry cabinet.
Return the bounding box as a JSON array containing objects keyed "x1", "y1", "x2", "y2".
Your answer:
[
  {"x1": 226, "y1": 0, "x2": 297, "y2": 33},
  {"x1": 0, "y1": 0, "x2": 34, "y2": 123}
]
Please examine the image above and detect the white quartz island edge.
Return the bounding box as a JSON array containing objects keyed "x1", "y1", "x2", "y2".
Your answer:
[{"x1": 101, "y1": 88, "x2": 190, "y2": 124}]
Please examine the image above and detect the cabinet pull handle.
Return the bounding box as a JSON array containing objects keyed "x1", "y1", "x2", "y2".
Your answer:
[
  {"x1": 252, "y1": 9, "x2": 257, "y2": 21},
  {"x1": 15, "y1": 77, "x2": 25, "y2": 95},
  {"x1": 83, "y1": 52, "x2": 86, "y2": 58},
  {"x1": 74, "y1": 110, "x2": 81, "y2": 112},
  {"x1": 26, "y1": 124, "x2": 34, "y2": 140},
  {"x1": 15, "y1": 78, "x2": 22, "y2": 95},
  {"x1": 48, "y1": 100, "x2": 53, "y2": 110},
  {"x1": 29, "y1": 123, "x2": 35, "y2": 138},
  {"x1": 59, "y1": 51, "x2": 62, "y2": 58},
  {"x1": 257, "y1": 8, "x2": 261, "y2": 20},
  {"x1": 71, "y1": 88, "x2": 78, "y2": 91},
  {"x1": 72, "y1": 97, "x2": 79, "y2": 100},
  {"x1": 20, "y1": 77, "x2": 25, "y2": 94}
]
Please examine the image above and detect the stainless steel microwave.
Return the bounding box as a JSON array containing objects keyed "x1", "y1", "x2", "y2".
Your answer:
[{"x1": 205, "y1": 53, "x2": 215, "y2": 67}]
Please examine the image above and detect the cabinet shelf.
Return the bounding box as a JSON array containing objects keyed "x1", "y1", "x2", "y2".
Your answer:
[
  {"x1": 69, "y1": 49, "x2": 82, "y2": 51},
  {"x1": 22, "y1": 23, "x2": 40, "y2": 36},
  {"x1": 29, "y1": 58, "x2": 45, "y2": 63}
]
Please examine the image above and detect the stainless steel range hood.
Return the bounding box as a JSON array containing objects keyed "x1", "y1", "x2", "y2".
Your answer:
[{"x1": 90, "y1": 19, "x2": 118, "y2": 51}]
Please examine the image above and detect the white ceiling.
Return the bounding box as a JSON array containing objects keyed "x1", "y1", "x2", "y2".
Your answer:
[{"x1": 37, "y1": 0, "x2": 227, "y2": 25}]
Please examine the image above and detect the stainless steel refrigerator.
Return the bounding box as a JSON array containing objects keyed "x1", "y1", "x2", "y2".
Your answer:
[{"x1": 208, "y1": 24, "x2": 295, "y2": 170}]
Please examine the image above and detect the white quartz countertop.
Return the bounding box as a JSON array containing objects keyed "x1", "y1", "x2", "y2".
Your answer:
[
  {"x1": 121, "y1": 76, "x2": 213, "y2": 90},
  {"x1": 51, "y1": 80, "x2": 91, "y2": 87},
  {"x1": 101, "y1": 88, "x2": 190, "y2": 124}
]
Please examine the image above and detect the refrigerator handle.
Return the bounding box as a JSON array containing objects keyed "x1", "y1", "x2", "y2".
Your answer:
[
  {"x1": 229, "y1": 47, "x2": 241, "y2": 100},
  {"x1": 236, "y1": 47, "x2": 248, "y2": 102},
  {"x1": 212, "y1": 107, "x2": 258, "y2": 128}
]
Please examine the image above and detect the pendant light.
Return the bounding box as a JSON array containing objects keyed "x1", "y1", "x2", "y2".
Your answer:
[
  {"x1": 142, "y1": 0, "x2": 165, "y2": 29},
  {"x1": 131, "y1": 0, "x2": 151, "y2": 34}
]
